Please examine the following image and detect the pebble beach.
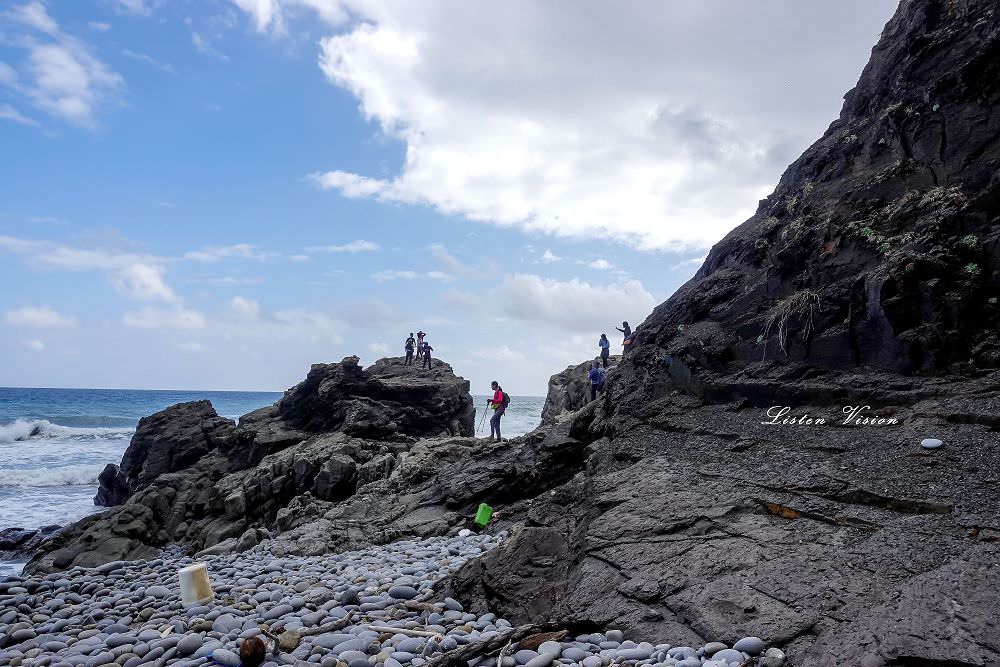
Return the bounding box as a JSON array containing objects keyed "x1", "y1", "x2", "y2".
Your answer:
[{"x1": 0, "y1": 534, "x2": 782, "y2": 667}]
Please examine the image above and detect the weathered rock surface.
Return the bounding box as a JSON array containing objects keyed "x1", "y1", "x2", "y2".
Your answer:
[
  {"x1": 448, "y1": 2, "x2": 1000, "y2": 665},
  {"x1": 541, "y1": 356, "x2": 621, "y2": 425},
  {"x1": 30, "y1": 356, "x2": 481, "y2": 573}
]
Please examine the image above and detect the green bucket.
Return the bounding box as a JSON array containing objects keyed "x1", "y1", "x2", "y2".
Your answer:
[{"x1": 474, "y1": 502, "x2": 494, "y2": 528}]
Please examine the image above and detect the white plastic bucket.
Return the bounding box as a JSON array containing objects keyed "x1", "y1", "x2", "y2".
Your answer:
[{"x1": 178, "y1": 562, "x2": 214, "y2": 604}]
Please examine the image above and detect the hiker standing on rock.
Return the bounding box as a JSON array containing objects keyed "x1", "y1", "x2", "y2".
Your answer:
[
  {"x1": 599, "y1": 333, "x2": 611, "y2": 368},
  {"x1": 488, "y1": 380, "x2": 508, "y2": 442},
  {"x1": 616, "y1": 321, "x2": 631, "y2": 342},
  {"x1": 417, "y1": 330, "x2": 426, "y2": 349},
  {"x1": 404, "y1": 333, "x2": 416, "y2": 366},
  {"x1": 421, "y1": 341, "x2": 434, "y2": 369},
  {"x1": 588, "y1": 361, "x2": 606, "y2": 401}
]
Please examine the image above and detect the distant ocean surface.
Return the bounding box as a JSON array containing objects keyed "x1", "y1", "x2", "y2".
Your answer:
[{"x1": 0, "y1": 386, "x2": 543, "y2": 546}]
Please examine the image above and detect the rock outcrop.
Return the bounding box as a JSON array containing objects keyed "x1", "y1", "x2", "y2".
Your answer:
[
  {"x1": 540, "y1": 356, "x2": 621, "y2": 425},
  {"x1": 30, "y1": 357, "x2": 482, "y2": 572},
  {"x1": 447, "y1": 1, "x2": 1000, "y2": 665}
]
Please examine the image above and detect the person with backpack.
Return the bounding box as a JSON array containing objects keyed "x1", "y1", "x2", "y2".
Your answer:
[
  {"x1": 421, "y1": 341, "x2": 434, "y2": 369},
  {"x1": 588, "y1": 361, "x2": 606, "y2": 401},
  {"x1": 599, "y1": 333, "x2": 611, "y2": 368},
  {"x1": 616, "y1": 321, "x2": 632, "y2": 342},
  {"x1": 404, "y1": 333, "x2": 416, "y2": 365},
  {"x1": 417, "y1": 330, "x2": 427, "y2": 349},
  {"x1": 487, "y1": 380, "x2": 509, "y2": 442}
]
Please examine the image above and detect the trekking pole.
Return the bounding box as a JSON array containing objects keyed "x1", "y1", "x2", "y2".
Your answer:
[{"x1": 478, "y1": 401, "x2": 489, "y2": 433}]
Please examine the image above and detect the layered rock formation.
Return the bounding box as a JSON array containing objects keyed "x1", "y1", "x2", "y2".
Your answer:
[
  {"x1": 541, "y1": 356, "x2": 621, "y2": 426},
  {"x1": 27, "y1": 357, "x2": 480, "y2": 573},
  {"x1": 448, "y1": 1, "x2": 1000, "y2": 665}
]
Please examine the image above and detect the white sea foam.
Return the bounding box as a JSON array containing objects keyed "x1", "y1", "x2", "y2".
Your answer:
[
  {"x1": 0, "y1": 419, "x2": 132, "y2": 443},
  {"x1": 0, "y1": 464, "x2": 107, "y2": 488}
]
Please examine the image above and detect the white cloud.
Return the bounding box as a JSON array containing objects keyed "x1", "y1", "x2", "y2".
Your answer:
[
  {"x1": 497, "y1": 274, "x2": 656, "y2": 332},
  {"x1": 289, "y1": 254, "x2": 310, "y2": 262},
  {"x1": 471, "y1": 345, "x2": 524, "y2": 363},
  {"x1": 227, "y1": 296, "x2": 261, "y2": 320},
  {"x1": 24, "y1": 339, "x2": 45, "y2": 351},
  {"x1": 540, "y1": 249, "x2": 561, "y2": 263},
  {"x1": 110, "y1": 0, "x2": 153, "y2": 15},
  {"x1": 112, "y1": 263, "x2": 178, "y2": 302},
  {"x1": 0, "y1": 104, "x2": 39, "y2": 127},
  {"x1": 191, "y1": 32, "x2": 230, "y2": 62},
  {"x1": 184, "y1": 243, "x2": 270, "y2": 262},
  {"x1": 176, "y1": 341, "x2": 206, "y2": 352},
  {"x1": 589, "y1": 259, "x2": 614, "y2": 270},
  {"x1": 4, "y1": 306, "x2": 77, "y2": 328},
  {"x1": 367, "y1": 341, "x2": 389, "y2": 355},
  {"x1": 229, "y1": 0, "x2": 348, "y2": 34},
  {"x1": 123, "y1": 306, "x2": 206, "y2": 330},
  {"x1": 306, "y1": 239, "x2": 380, "y2": 253},
  {"x1": 672, "y1": 255, "x2": 707, "y2": 270},
  {"x1": 89, "y1": 21, "x2": 111, "y2": 31},
  {"x1": 8, "y1": 1, "x2": 58, "y2": 35},
  {"x1": 372, "y1": 269, "x2": 452, "y2": 283},
  {"x1": 2, "y1": 1, "x2": 124, "y2": 128},
  {"x1": 253, "y1": 1, "x2": 898, "y2": 251},
  {"x1": 122, "y1": 49, "x2": 176, "y2": 74}
]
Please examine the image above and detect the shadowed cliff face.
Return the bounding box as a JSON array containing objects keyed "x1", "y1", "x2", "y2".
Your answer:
[
  {"x1": 636, "y1": 0, "x2": 999, "y2": 387},
  {"x1": 447, "y1": 2, "x2": 1000, "y2": 665}
]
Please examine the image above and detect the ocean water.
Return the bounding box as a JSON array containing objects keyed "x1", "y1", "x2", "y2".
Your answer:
[{"x1": 0, "y1": 387, "x2": 543, "y2": 558}]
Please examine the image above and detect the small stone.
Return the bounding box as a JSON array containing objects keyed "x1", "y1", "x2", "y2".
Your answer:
[
  {"x1": 921, "y1": 438, "x2": 944, "y2": 449},
  {"x1": 213, "y1": 648, "x2": 242, "y2": 666},
  {"x1": 703, "y1": 642, "x2": 728, "y2": 657},
  {"x1": 177, "y1": 634, "x2": 203, "y2": 656},
  {"x1": 762, "y1": 647, "x2": 786, "y2": 667},
  {"x1": 733, "y1": 637, "x2": 764, "y2": 656},
  {"x1": 712, "y1": 649, "x2": 747, "y2": 665},
  {"x1": 524, "y1": 655, "x2": 554, "y2": 667},
  {"x1": 387, "y1": 586, "x2": 418, "y2": 600}
]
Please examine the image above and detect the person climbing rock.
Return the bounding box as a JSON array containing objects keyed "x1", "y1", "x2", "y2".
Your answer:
[
  {"x1": 622, "y1": 332, "x2": 635, "y2": 354},
  {"x1": 421, "y1": 341, "x2": 434, "y2": 369},
  {"x1": 599, "y1": 333, "x2": 611, "y2": 368},
  {"x1": 616, "y1": 321, "x2": 632, "y2": 342},
  {"x1": 488, "y1": 380, "x2": 508, "y2": 442},
  {"x1": 588, "y1": 360, "x2": 606, "y2": 401},
  {"x1": 404, "y1": 332, "x2": 416, "y2": 366}
]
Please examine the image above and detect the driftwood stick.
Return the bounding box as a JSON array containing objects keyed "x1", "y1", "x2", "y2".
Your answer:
[
  {"x1": 422, "y1": 623, "x2": 563, "y2": 667},
  {"x1": 368, "y1": 625, "x2": 443, "y2": 638}
]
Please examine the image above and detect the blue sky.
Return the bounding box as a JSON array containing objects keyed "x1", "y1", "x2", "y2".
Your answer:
[{"x1": 0, "y1": 0, "x2": 896, "y2": 394}]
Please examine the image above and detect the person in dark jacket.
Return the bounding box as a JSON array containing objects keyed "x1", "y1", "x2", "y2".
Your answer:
[
  {"x1": 599, "y1": 333, "x2": 611, "y2": 368},
  {"x1": 404, "y1": 333, "x2": 416, "y2": 365},
  {"x1": 421, "y1": 341, "x2": 434, "y2": 368},
  {"x1": 587, "y1": 361, "x2": 606, "y2": 401},
  {"x1": 616, "y1": 321, "x2": 632, "y2": 342}
]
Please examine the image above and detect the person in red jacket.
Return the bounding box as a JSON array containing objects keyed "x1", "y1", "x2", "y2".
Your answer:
[{"x1": 488, "y1": 380, "x2": 506, "y2": 442}]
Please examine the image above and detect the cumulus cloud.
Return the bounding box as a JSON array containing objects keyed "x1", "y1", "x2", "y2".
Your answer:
[
  {"x1": 25, "y1": 339, "x2": 45, "y2": 351},
  {"x1": 4, "y1": 305, "x2": 77, "y2": 328},
  {"x1": 540, "y1": 249, "x2": 561, "y2": 263},
  {"x1": 112, "y1": 263, "x2": 178, "y2": 302},
  {"x1": 367, "y1": 341, "x2": 389, "y2": 355},
  {"x1": 123, "y1": 306, "x2": 206, "y2": 330},
  {"x1": 0, "y1": 104, "x2": 39, "y2": 126},
  {"x1": 183, "y1": 243, "x2": 271, "y2": 262},
  {"x1": 497, "y1": 274, "x2": 657, "y2": 332},
  {"x1": 306, "y1": 239, "x2": 380, "y2": 253},
  {"x1": 372, "y1": 269, "x2": 452, "y2": 283},
  {"x1": 176, "y1": 341, "x2": 206, "y2": 352},
  {"x1": 224, "y1": 296, "x2": 344, "y2": 344},
  {"x1": 589, "y1": 259, "x2": 614, "y2": 270},
  {"x1": 0, "y1": 234, "x2": 183, "y2": 305},
  {"x1": 239, "y1": 1, "x2": 894, "y2": 250},
  {"x1": 2, "y1": 1, "x2": 124, "y2": 128}
]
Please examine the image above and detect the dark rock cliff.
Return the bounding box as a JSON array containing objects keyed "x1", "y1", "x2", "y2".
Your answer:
[{"x1": 447, "y1": 2, "x2": 1000, "y2": 665}]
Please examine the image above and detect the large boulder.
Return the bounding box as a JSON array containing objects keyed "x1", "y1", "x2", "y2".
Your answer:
[
  {"x1": 94, "y1": 400, "x2": 237, "y2": 506},
  {"x1": 541, "y1": 356, "x2": 621, "y2": 425}
]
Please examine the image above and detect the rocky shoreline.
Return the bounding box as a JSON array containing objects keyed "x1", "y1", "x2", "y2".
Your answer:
[{"x1": 0, "y1": 533, "x2": 781, "y2": 667}]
